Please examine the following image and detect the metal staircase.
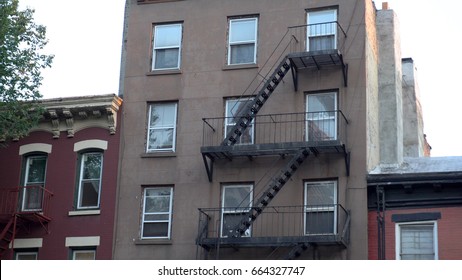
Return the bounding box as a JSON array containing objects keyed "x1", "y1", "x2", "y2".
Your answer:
[
  {"x1": 284, "y1": 243, "x2": 310, "y2": 260},
  {"x1": 230, "y1": 148, "x2": 310, "y2": 238},
  {"x1": 222, "y1": 56, "x2": 291, "y2": 146},
  {"x1": 0, "y1": 217, "x2": 16, "y2": 257}
]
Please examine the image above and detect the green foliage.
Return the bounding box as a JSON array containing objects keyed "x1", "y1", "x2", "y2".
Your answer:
[{"x1": 0, "y1": 0, "x2": 54, "y2": 142}]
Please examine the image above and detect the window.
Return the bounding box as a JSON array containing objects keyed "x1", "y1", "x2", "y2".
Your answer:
[
  {"x1": 221, "y1": 184, "x2": 253, "y2": 237},
  {"x1": 304, "y1": 181, "x2": 337, "y2": 235},
  {"x1": 307, "y1": 9, "x2": 337, "y2": 51},
  {"x1": 306, "y1": 92, "x2": 337, "y2": 141},
  {"x1": 152, "y1": 23, "x2": 182, "y2": 70},
  {"x1": 141, "y1": 187, "x2": 173, "y2": 239},
  {"x1": 21, "y1": 155, "x2": 47, "y2": 211},
  {"x1": 147, "y1": 103, "x2": 178, "y2": 152},
  {"x1": 228, "y1": 17, "x2": 258, "y2": 65},
  {"x1": 15, "y1": 251, "x2": 38, "y2": 260},
  {"x1": 225, "y1": 98, "x2": 254, "y2": 144},
  {"x1": 77, "y1": 152, "x2": 103, "y2": 209},
  {"x1": 72, "y1": 249, "x2": 96, "y2": 260},
  {"x1": 396, "y1": 222, "x2": 438, "y2": 260}
]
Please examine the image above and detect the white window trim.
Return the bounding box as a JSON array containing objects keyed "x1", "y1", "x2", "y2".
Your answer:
[
  {"x1": 305, "y1": 92, "x2": 338, "y2": 141},
  {"x1": 228, "y1": 17, "x2": 258, "y2": 65},
  {"x1": 146, "y1": 103, "x2": 178, "y2": 153},
  {"x1": 22, "y1": 155, "x2": 47, "y2": 212},
  {"x1": 221, "y1": 184, "x2": 253, "y2": 237},
  {"x1": 65, "y1": 236, "x2": 101, "y2": 247},
  {"x1": 152, "y1": 23, "x2": 182, "y2": 70},
  {"x1": 306, "y1": 9, "x2": 338, "y2": 51},
  {"x1": 77, "y1": 152, "x2": 103, "y2": 210},
  {"x1": 141, "y1": 187, "x2": 174, "y2": 239},
  {"x1": 395, "y1": 221, "x2": 438, "y2": 260},
  {"x1": 304, "y1": 180, "x2": 338, "y2": 235}
]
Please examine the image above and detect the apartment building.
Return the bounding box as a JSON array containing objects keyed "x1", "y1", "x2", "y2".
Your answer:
[
  {"x1": 0, "y1": 94, "x2": 122, "y2": 260},
  {"x1": 114, "y1": 0, "x2": 407, "y2": 260}
]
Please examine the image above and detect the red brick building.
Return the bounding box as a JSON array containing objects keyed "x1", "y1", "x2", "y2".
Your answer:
[
  {"x1": 0, "y1": 94, "x2": 122, "y2": 260},
  {"x1": 367, "y1": 157, "x2": 462, "y2": 260}
]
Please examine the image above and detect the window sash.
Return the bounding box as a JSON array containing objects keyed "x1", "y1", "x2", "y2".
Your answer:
[
  {"x1": 396, "y1": 222, "x2": 438, "y2": 260},
  {"x1": 22, "y1": 156, "x2": 47, "y2": 211},
  {"x1": 147, "y1": 103, "x2": 177, "y2": 152},
  {"x1": 304, "y1": 181, "x2": 337, "y2": 235},
  {"x1": 77, "y1": 153, "x2": 103, "y2": 209},
  {"x1": 152, "y1": 23, "x2": 182, "y2": 70},
  {"x1": 221, "y1": 184, "x2": 253, "y2": 237},
  {"x1": 15, "y1": 252, "x2": 38, "y2": 260},
  {"x1": 141, "y1": 187, "x2": 173, "y2": 239},
  {"x1": 306, "y1": 9, "x2": 337, "y2": 51},
  {"x1": 228, "y1": 18, "x2": 258, "y2": 65}
]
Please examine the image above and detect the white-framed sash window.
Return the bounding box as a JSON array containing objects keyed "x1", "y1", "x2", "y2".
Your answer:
[
  {"x1": 396, "y1": 221, "x2": 438, "y2": 260},
  {"x1": 228, "y1": 17, "x2": 258, "y2": 65},
  {"x1": 152, "y1": 23, "x2": 182, "y2": 70},
  {"x1": 306, "y1": 92, "x2": 338, "y2": 141},
  {"x1": 304, "y1": 181, "x2": 337, "y2": 235},
  {"x1": 221, "y1": 184, "x2": 253, "y2": 237},
  {"x1": 307, "y1": 9, "x2": 337, "y2": 51}
]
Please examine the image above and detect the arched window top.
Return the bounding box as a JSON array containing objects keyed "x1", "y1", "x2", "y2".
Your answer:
[
  {"x1": 73, "y1": 140, "x2": 108, "y2": 152},
  {"x1": 19, "y1": 143, "x2": 52, "y2": 155}
]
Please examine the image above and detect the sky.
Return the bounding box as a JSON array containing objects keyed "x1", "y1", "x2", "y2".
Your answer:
[{"x1": 18, "y1": 0, "x2": 462, "y2": 157}]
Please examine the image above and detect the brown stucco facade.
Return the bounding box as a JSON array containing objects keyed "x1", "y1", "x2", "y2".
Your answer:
[{"x1": 114, "y1": 0, "x2": 385, "y2": 260}]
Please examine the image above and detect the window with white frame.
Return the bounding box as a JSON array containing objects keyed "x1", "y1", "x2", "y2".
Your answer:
[
  {"x1": 77, "y1": 152, "x2": 103, "y2": 209},
  {"x1": 396, "y1": 221, "x2": 438, "y2": 260},
  {"x1": 306, "y1": 92, "x2": 337, "y2": 141},
  {"x1": 72, "y1": 249, "x2": 96, "y2": 260},
  {"x1": 304, "y1": 181, "x2": 337, "y2": 235},
  {"x1": 15, "y1": 251, "x2": 38, "y2": 260},
  {"x1": 147, "y1": 103, "x2": 178, "y2": 152},
  {"x1": 228, "y1": 17, "x2": 258, "y2": 65},
  {"x1": 21, "y1": 155, "x2": 47, "y2": 211},
  {"x1": 225, "y1": 98, "x2": 254, "y2": 144},
  {"x1": 221, "y1": 184, "x2": 253, "y2": 237},
  {"x1": 307, "y1": 9, "x2": 337, "y2": 51},
  {"x1": 152, "y1": 23, "x2": 182, "y2": 70},
  {"x1": 141, "y1": 187, "x2": 173, "y2": 239}
]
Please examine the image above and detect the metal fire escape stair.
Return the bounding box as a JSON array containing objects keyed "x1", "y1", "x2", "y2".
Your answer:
[
  {"x1": 0, "y1": 216, "x2": 17, "y2": 257},
  {"x1": 222, "y1": 56, "x2": 291, "y2": 146},
  {"x1": 283, "y1": 242, "x2": 310, "y2": 260},
  {"x1": 230, "y1": 148, "x2": 310, "y2": 238}
]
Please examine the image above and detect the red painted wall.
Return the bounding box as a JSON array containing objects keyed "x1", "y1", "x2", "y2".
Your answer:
[
  {"x1": 0, "y1": 123, "x2": 120, "y2": 260},
  {"x1": 368, "y1": 207, "x2": 462, "y2": 260}
]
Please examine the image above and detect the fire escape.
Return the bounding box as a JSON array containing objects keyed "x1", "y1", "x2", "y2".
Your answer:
[
  {"x1": 197, "y1": 22, "x2": 351, "y2": 259},
  {"x1": 0, "y1": 186, "x2": 53, "y2": 259}
]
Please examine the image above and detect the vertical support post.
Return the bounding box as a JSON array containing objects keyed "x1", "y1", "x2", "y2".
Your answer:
[{"x1": 376, "y1": 186, "x2": 386, "y2": 260}]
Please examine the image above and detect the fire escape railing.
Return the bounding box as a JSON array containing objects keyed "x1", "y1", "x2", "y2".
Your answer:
[
  {"x1": 202, "y1": 110, "x2": 348, "y2": 149},
  {"x1": 0, "y1": 186, "x2": 53, "y2": 218},
  {"x1": 196, "y1": 204, "x2": 350, "y2": 248}
]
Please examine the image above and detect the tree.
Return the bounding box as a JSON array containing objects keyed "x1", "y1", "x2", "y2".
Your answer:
[{"x1": 0, "y1": 0, "x2": 54, "y2": 142}]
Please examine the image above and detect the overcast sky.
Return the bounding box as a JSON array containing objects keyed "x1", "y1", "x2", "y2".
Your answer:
[{"x1": 18, "y1": 0, "x2": 462, "y2": 157}]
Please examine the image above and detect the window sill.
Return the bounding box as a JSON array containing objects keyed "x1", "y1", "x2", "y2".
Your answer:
[
  {"x1": 134, "y1": 239, "x2": 172, "y2": 245},
  {"x1": 141, "y1": 152, "x2": 176, "y2": 158},
  {"x1": 146, "y1": 69, "x2": 182, "y2": 76},
  {"x1": 222, "y1": 63, "x2": 259, "y2": 71},
  {"x1": 68, "y1": 210, "x2": 101, "y2": 216}
]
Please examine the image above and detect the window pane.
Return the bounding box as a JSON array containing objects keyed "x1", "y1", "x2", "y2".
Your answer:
[
  {"x1": 230, "y1": 44, "x2": 255, "y2": 64},
  {"x1": 144, "y1": 214, "x2": 170, "y2": 221},
  {"x1": 309, "y1": 10, "x2": 336, "y2": 25},
  {"x1": 148, "y1": 128, "x2": 174, "y2": 150},
  {"x1": 145, "y1": 196, "x2": 170, "y2": 213},
  {"x1": 146, "y1": 188, "x2": 171, "y2": 197},
  {"x1": 223, "y1": 186, "x2": 251, "y2": 208},
  {"x1": 16, "y1": 252, "x2": 37, "y2": 260},
  {"x1": 223, "y1": 213, "x2": 250, "y2": 237},
  {"x1": 307, "y1": 94, "x2": 336, "y2": 112},
  {"x1": 155, "y1": 48, "x2": 179, "y2": 69},
  {"x1": 307, "y1": 119, "x2": 336, "y2": 141},
  {"x1": 22, "y1": 186, "x2": 43, "y2": 211},
  {"x1": 305, "y1": 182, "x2": 335, "y2": 205},
  {"x1": 79, "y1": 181, "x2": 100, "y2": 207},
  {"x1": 230, "y1": 19, "x2": 256, "y2": 42},
  {"x1": 155, "y1": 24, "x2": 182, "y2": 48},
  {"x1": 309, "y1": 35, "x2": 335, "y2": 51},
  {"x1": 400, "y1": 224, "x2": 435, "y2": 260},
  {"x1": 305, "y1": 212, "x2": 334, "y2": 234},
  {"x1": 26, "y1": 156, "x2": 47, "y2": 183},
  {"x1": 73, "y1": 251, "x2": 95, "y2": 260},
  {"x1": 226, "y1": 99, "x2": 252, "y2": 121},
  {"x1": 143, "y1": 222, "x2": 169, "y2": 237},
  {"x1": 150, "y1": 104, "x2": 176, "y2": 127},
  {"x1": 82, "y1": 153, "x2": 102, "y2": 180}
]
